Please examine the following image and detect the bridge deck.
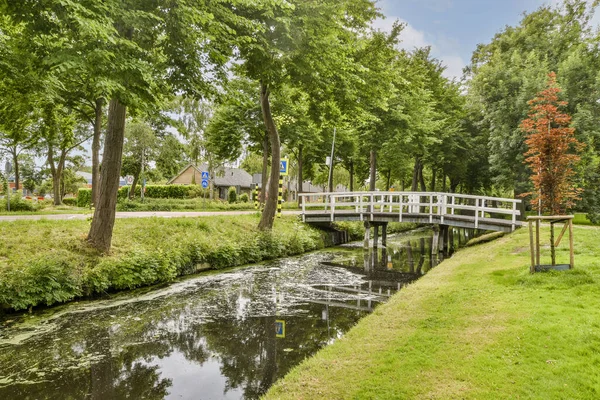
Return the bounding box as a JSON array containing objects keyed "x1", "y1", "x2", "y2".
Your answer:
[{"x1": 299, "y1": 192, "x2": 522, "y2": 232}]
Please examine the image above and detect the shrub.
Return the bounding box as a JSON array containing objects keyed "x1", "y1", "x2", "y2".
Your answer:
[
  {"x1": 239, "y1": 193, "x2": 249, "y2": 203},
  {"x1": 188, "y1": 185, "x2": 210, "y2": 199},
  {"x1": 62, "y1": 198, "x2": 78, "y2": 207},
  {"x1": 0, "y1": 191, "x2": 38, "y2": 211},
  {"x1": 228, "y1": 186, "x2": 237, "y2": 203},
  {"x1": 77, "y1": 188, "x2": 92, "y2": 207}
]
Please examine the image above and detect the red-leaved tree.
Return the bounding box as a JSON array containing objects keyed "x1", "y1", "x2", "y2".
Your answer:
[{"x1": 521, "y1": 72, "x2": 583, "y2": 215}]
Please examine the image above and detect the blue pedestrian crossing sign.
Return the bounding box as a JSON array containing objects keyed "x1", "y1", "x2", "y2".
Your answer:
[
  {"x1": 201, "y1": 171, "x2": 209, "y2": 179},
  {"x1": 201, "y1": 179, "x2": 209, "y2": 188},
  {"x1": 275, "y1": 320, "x2": 286, "y2": 338},
  {"x1": 280, "y1": 158, "x2": 289, "y2": 176}
]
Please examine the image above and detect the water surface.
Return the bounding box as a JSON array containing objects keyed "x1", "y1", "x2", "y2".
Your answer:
[{"x1": 0, "y1": 228, "x2": 473, "y2": 399}]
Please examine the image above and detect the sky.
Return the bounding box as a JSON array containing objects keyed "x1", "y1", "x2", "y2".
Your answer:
[{"x1": 374, "y1": 0, "x2": 592, "y2": 79}]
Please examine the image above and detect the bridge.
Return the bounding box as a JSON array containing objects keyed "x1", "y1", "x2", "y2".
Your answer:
[{"x1": 299, "y1": 191, "x2": 522, "y2": 233}]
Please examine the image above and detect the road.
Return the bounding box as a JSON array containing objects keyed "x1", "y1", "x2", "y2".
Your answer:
[{"x1": 0, "y1": 210, "x2": 301, "y2": 221}]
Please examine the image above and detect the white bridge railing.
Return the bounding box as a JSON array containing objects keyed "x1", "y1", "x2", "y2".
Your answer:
[{"x1": 299, "y1": 191, "x2": 522, "y2": 231}]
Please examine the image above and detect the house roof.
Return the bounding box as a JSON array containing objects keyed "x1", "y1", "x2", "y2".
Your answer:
[{"x1": 168, "y1": 163, "x2": 253, "y2": 188}]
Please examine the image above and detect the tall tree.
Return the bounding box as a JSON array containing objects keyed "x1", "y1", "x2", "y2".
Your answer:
[
  {"x1": 521, "y1": 72, "x2": 583, "y2": 214},
  {"x1": 466, "y1": 0, "x2": 600, "y2": 206},
  {"x1": 235, "y1": 0, "x2": 379, "y2": 229}
]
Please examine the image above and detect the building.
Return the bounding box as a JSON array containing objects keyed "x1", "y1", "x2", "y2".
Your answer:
[{"x1": 167, "y1": 163, "x2": 253, "y2": 199}]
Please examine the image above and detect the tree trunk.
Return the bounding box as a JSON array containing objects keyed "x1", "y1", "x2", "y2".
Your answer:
[
  {"x1": 385, "y1": 169, "x2": 391, "y2": 191},
  {"x1": 129, "y1": 174, "x2": 139, "y2": 199},
  {"x1": 349, "y1": 160, "x2": 354, "y2": 192},
  {"x1": 258, "y1": 82, "x2": 281, "y2": 231},
  {"x1": 87, "y1": 98, "x2": 127, "y2": 253},
  {"x1": 431, "y1": 168, "x2": 437, "y2": 192},
  {"x1": 411, "y1": 156, "x2": 419, "y2": 191},
  {"x1": 419, "y1": 163, "x2": 426, "y2": 192},
  {"x1": 91, "y1": 98, "x2": 104, "y2": 207},
  {"x1": 47, "y1": 145, "x2": 64, "y2": 206},
  {"x1": 260, "y1": 133, "x2": 268, "y2": 204},
  {"x1": 442, "y1": 174, "x2": 447, "y2": 192},
  {"x1": 450, "y1": 177, "x2": 459, "y2": 193},
  {"x1": 297, "y1": 145, "x2": 303, "y2": 207},
  {"x1": 10, "y1": 148, "x2": 19, "y2": 193},
  {"x1": 57, "y1": 151, "x2": 67, "y2": 201},
  {"x1": 369, "y1": 150, "x2": 376, "y2": 191}
]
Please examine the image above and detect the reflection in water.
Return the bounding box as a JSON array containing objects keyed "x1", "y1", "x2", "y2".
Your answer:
[{"x1": 0, "y1": 228, "x2": 476, "y2": 399}]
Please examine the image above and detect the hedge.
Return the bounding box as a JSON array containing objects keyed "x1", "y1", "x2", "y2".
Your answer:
[{"x1": 78, "y1": 185, "x2": 211, "y2": 207}]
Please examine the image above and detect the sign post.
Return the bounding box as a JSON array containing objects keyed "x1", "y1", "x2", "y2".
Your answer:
[
  {"x1": 278, "y1": 159, "x2": 288, "y2": 217},
  {"x1": 201, "y1": 171, "x2": 209, "y2": 190},
  {"x1": 279, "y1": 159, "x2": 289, "y2": 176},
  {"x1": 275, "y1": 320, "x2": 286, "y2": 338}
]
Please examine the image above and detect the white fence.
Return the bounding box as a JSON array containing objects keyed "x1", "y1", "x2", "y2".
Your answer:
[{"x1": 299, "y1": 191, "x2": 522, "y2": 231}]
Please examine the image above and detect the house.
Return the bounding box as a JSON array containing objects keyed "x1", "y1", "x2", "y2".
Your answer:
[{"x1": 167, "y1": 163, "x2": 253, "y2": 200}]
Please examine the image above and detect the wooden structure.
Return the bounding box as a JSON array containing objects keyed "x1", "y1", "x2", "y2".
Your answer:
[
  {"x1": 527, "y1": 215, "x2": 574, "y2": 273},
  {"x1": 299, "y1": 192, "x2": 522, "y2": 232}
]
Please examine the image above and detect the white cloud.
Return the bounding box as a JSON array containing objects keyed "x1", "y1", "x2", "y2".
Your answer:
[
  {"x1": 440, "y1": 55, "x2": 466, "y2": 80},
  {"x1": 372, "y1": 16, "x2": 466, "y2": 80},
  {"x1": 372, "y1": 17, "x2": 429, "y2": 50}
]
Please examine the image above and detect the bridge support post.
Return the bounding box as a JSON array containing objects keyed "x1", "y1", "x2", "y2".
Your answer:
[
  {"x1": 373, "y1": 224, "x2": 380, "y2": 249},
  {"x1": 363, "y1": 222, "x2": 370, "y2": 249},
  {"x1": 382, "y1": 223, "x2": 388, "y2": 248},
  {"x1": 440, "y1": 225, "x2": 449, "y2": 254},
  {"x1": 432, "y1": 225, "x2": 440, "y2": 257}
]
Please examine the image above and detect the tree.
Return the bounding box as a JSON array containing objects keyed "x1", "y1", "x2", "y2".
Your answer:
[
  {"x1": 73, "y1": 0, "x2": 247, "y2": 252},
  {"x1": 205, "y1": 78, "x2": 269, "y2": 203},
  {"x1": 121, "y1": 121, "x2": 156, "y2": 199},
  {"x1": 60, "y1": 155, "x2": 87, "y2": 199},
  {"x1": 235, "y1": 0, "x2": 379, "y2": 230},
  {"x1": 40, "y1": 105, "x2": 92, "y2": 205},
  {"x1": 521, "y1": 72, "x2": 583, "y2": 215},
  {"x1": 154, "y1": 134, "x2": 187, "y2": 182},
  {"x1": 466, "y1": 0, "x2": 600, "y2": 206},
  {"x1": 172, "y1": 97, "x2": 213, "y2": 166}
]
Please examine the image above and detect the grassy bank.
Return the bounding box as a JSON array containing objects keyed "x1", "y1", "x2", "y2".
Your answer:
[
  {"x1": 266, "y1": 225, "x2": 600, "y2": 399},
  {"x1": 0, "y1": 215, "x2": 346, "y2": 312}
]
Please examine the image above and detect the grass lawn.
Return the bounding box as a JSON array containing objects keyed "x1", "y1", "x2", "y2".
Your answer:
[
  {"x1": 0, "y1": 214, "x2": 330, "y2": 311},
  {"x1": 266, "y1": 224, "x2": 600, "y2": 399}
]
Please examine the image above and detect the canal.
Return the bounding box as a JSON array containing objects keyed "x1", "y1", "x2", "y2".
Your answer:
[{"x1": 0, "y1": 228, "x2": 475, "y2": 399}]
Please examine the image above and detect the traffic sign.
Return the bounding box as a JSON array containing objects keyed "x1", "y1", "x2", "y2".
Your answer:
[
  {"x1": 201, "y1": 179, "x2": 209, "y2": 188},
  {"x1": 125, "y1": 175, "x2": 134, "y2": 185},
  {"x1": 280, "y1": 158, "x2": 289, "y2": 176},
  {"x1": 275, "y1": 320, "x2": 286, "y2": 338},
  {"x1": 201, "y1": 171, "x2": 209, "y2": 179}
]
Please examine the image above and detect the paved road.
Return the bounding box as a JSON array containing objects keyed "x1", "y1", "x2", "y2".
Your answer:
[{"x1": 0, "y1": 210, "x2": 301, "y2": 222}]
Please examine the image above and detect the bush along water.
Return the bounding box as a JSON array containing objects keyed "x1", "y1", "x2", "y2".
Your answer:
[{"x1": 0, "y1": 216, "x2": 332, "y2": 312}]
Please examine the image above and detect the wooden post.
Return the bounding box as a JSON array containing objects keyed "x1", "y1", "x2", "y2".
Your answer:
[
  {"x1": 382, "y1": 223, "x2": 388, "y2": 248},
  {"x1": 535, "y1": 219, "x2": 541, "y2": 268},
  {"x1": 373, "y1": 224, "x2": 380, "y2": 249},
  {"x1": 432, "y1": 225, "x2": 440, "y2": 257},
  {"x1": 550, "y1": 222, "x2": 555, "y2": 266},
  {"x1": 528, "y1": 220, "x2": 535, "y2": 274},
  {"x1": 364, "y1": 222, "x2": 370, "y2": 250},
  {"x1": 569, "y1": 219, "x2": 574, "y2": 269}
]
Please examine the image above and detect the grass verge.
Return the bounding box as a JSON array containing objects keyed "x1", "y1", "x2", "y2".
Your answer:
[
  {"x1": 0, "y1": 215, "x2": 339, "y2": 312},
  {"x1": 265, "y1": 225, "x2": 600, "y2": 399}
]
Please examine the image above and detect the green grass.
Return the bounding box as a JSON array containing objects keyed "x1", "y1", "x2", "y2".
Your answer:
[
  {"x1": 0, "y1": 215, "x2": 332, "y2": 311},
  {"x1": 265, "y1": 225, "x2": 600, "y2": 399},
  {"x1": 0, "y1": 199, "x2": 301, "y2": 214}
]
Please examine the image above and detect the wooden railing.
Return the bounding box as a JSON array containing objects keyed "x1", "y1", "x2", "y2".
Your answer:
[{"x1": 299, "y1": 191, "x2": 522, "y2": 231}]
